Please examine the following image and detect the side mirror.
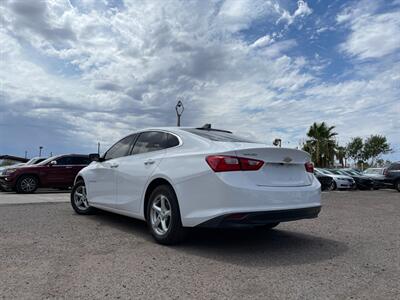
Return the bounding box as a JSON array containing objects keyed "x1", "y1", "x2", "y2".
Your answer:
[
  {"x1": 49, "y1": 160, "x2": 57, "y2": 166},
  {"x1": 89, "y1": 153, "x2": 101, "y2": 162}
]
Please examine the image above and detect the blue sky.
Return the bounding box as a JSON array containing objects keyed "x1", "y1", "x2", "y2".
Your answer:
[{"x1": 0, "y1": 0, "x2": 399, "y2": 162}]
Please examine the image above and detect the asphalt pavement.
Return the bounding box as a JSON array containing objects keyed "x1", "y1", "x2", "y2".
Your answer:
[{"x1": 0, "y1": 190, "x2": 399, "y2": 299}]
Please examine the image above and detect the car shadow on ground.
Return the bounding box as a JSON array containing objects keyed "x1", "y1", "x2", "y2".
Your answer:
[
  {"x1": 88, "y1": 209, "x2": 348, "y2": 268},
  {"x1": 180, "y1": 228, "x2": 348, "y2": 267},
  {"x1": 1, "y1": 188, "x2": 70, "y2": 194}
]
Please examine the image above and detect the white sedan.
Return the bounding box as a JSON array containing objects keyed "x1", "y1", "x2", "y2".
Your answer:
[{"x1": 71, "y1": 126, "x2": 321, "y2": 244}]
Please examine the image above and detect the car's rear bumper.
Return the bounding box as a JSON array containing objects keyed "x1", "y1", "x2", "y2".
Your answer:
[
  {"x1": 196, "y1": 206, "x2": 321, "y2": 228},
  {"x1": 175, "y1": 171, "x2": 321, "y2": 227}
]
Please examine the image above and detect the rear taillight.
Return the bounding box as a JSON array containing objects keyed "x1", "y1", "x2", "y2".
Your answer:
[
  {"x1": 305, "y1": 162, "x2": 314, "y2": 173},
  {"x1": 206, "y1": 155, "x2": 264, "y2": 172}
]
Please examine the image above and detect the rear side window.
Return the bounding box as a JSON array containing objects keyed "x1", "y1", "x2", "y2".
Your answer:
[
  {"x1": 183, "y1": 129, "x2": 256, "y2": 143},
  {"x1": 104, "y1": 134, "x2": 137, "y2": 160},
  {"x1": 132, "y1": 131, "x2": 168, "y2": 155},
  {"x1": 166, "y1": 133, "x2": 180, "y2": 148}
]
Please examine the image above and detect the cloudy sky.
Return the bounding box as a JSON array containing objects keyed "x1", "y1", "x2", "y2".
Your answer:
[{"x1": 0, "y1": 0, "x2": 399, "y2": 160}]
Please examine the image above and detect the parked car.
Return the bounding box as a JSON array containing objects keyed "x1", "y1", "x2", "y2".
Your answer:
[
  {"x1": 0, "y1": 154, "x2": 91, "y2": 193},
  {"x1": 314, "y1": 168, "x2": 355, "y2": 190},
  {"x1": 0, "y1": 157, "x2": 46, "y2": 172},
  {"x1": 329, "y1": 169, "x2": 376, "y2": 190},
  {"x1": 70, "y1": 126, "x2": 321, "y2": 244},
  {"x1": 363, "y1": 168, "x2": 388, "y2": 188},
  {"x1": 0, "y1": 157, "x2": 47, "y2": 191},
  {"x1": 314, "y1": 173, "x2": 334, "y2": 191},
  {"x1": 383, "y1": 162, "x2": 400, "y2": 191}
]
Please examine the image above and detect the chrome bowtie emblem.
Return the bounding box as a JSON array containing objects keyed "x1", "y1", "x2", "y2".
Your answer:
[{"x1": 283, "y1": 156, "x2": 293, "y2": 163}]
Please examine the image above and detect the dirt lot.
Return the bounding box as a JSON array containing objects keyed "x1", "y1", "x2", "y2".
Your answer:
[{"x1": 0, "y1": 190, "x2": 399, "y2": 299}]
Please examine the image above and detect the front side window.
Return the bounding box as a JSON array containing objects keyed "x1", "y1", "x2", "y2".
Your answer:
[
  {"x1": 132, "y1": 131, "x2": 168, "y2": 155},
  {"x1": 104, "y1": 134, "x2": 137, "y2": 160},
  {"x1": 71, "y1": 157, "x2": 91, "y2": 165},
  {"x1": 56, "y1": 157, "x2": 73, "y2": 165}
]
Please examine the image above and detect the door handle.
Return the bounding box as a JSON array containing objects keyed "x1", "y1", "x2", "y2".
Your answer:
[
  {"x1": 110, "y1": 163, "x2": 119, "y2": 168},
  {"x1": 66, "y1": 166, "x2": 73, "y2": 169},
  {"x1": 144, "y1": 159, "x2": 155, "y2": 165}
]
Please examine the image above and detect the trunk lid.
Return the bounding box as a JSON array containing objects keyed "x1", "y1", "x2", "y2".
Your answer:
[{"x1": 234, "y1": 146, "x2": 313, "y2": 187}]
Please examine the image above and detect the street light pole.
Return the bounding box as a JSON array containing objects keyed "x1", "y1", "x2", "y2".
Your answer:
[
  {"x1": 175, "y1": 100, "x2": 184, "y2": 127},
  {"x1": 273, "y1": 138, "x2": 282, "y2": 147},
  {"x1": 39, "y1": 146, "x2": 43, "y2": 157}
]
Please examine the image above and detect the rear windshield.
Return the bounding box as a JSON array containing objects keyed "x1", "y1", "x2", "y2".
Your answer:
[{"x1": 183, "y1": 129, "x2": 257, "y2": 143}]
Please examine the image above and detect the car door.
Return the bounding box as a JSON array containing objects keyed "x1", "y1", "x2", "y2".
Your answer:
[
  {"x1": 45, "y1": 156, "x2": 74, "y2": 187},
  {"x1": 115, "y1": 131, "x2": 170, "y2": 214},
  {"x1": 86, "y1": 134, "x2": 137, "y2": 208}
]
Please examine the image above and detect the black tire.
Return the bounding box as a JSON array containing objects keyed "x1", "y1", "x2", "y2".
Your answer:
[
  {"x1": 256, "y1": 222, "x2": 280, "y2": 230},
  {"x1": 328, "y1": 181, "x2": 337, "y2": 191},
  {"x1": 146, "y1": 185, "x2": 186, "y2": 245},
  {"x1": 16, "y1": 175, "x2": 38, "y2": 194},
  {"x1": 70, "y1": 180, "x2": 94, "y2": 215},
  {"x1": 395, "y1": 180, "x2": 400, "y2": 192}
]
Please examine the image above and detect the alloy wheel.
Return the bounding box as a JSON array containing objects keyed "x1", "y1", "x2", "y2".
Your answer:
[
  {"x1": 20, "y1": 177, "x2": 37, "y2": 192},
  {"x1": 150, "y1": 195, "x2": 172, "y2": 236},
  {"x1": 74, "y1": 185, "x2": 89, "y2": 210}
]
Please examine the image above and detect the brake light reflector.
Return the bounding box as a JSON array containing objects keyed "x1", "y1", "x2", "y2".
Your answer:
[
  {"x1": 206, "y1": 155, "x2": 264, "y2": 172},
  {"x1": 240, "y1": 158, "x2": 264, "y2": 170},
  {"x1": 305, "y1": 162, "x2": 314, "y2": 173}
]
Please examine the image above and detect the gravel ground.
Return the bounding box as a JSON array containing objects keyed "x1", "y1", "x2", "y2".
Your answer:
[{"x1": 0, "y1": 190, "x2": 399, "y2": 299}]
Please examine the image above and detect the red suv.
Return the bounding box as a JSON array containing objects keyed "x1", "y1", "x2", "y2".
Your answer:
[{"x1": 0, "y1": 154, "x2": 91, "y2": 193}]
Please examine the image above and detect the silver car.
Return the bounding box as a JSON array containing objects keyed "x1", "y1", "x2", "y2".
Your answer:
[{"x1": 315, "y1": 168, "x2": 355, "y2": 190}]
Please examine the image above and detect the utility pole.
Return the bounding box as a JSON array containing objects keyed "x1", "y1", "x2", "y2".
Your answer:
[
  {"x1": 97, "y1": 142, "x2": 101, "y2": 155},
  {"x1": 175, "y1": 99, "x2": 184, "y2": 127},
  {"x1": 39, "y1": 146, "x2": 43, "y2": 157},
  {"x1": 24, "y1": 151, "x2": 27, "y2": 159}
]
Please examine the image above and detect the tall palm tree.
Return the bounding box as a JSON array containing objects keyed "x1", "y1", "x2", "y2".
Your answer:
[
  {"x1": 302, "y1": 122, "x2": 338, "y2": 167},
  {"x1": 335, "y1": 145, "x2": 347, "y2": 168}
]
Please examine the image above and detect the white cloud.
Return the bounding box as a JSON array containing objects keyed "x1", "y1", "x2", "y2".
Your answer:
[
  {"x1": 340, "y1": 11, "x2": 400, "y2": 59},
  {"x1": 277, "y1": 0, "x2": 312, "y2": 25},
  {"x1": 250, "y1": 34, "x2": 273, "y2": 48},
  {"x1": 337, "y1": 1, "x2": 400, "y2": 60}
]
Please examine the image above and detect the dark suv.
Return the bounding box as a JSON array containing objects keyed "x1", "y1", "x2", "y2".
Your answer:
[
  {"x1": 0, "y1": 154, "x2": 91, "y2": 193},
  {"x1": 384, "y1": 162, "x2": 400, "y2": 192}
]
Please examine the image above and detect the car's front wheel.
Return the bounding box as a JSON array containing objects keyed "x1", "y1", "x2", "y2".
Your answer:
[
  {"x1": 70, "y1": 181, "x2": 94, "y2": 215},
  {"x1": 146, "y1": 185, "x2": 186, "y2": 245},
  {"x1": 328, "y1": 180, "x2": 337, "y2": 191},
  {"x1": 16, "y1": 175, "x2": 38, "y2": 194}
]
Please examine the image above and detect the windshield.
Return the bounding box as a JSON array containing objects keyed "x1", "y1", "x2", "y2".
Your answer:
[
  {"x1": 26, "y1": 157, "x2": 46, "y2": 165},
  {"x1": 347, "y1": 170, "x2": 361, "y2": 176},
  {"x1": 37, "y1": 156, "x2": 59, "y2": 166},
  {"x1": 364, "y1": 168, "x2": 383, "y2": 175},
  {"x1": 328, "y1": 169, "x2": 342, "y2": 175},
  {"x1": 317, "y1": 169, "x2": 334, "y2": 175},
  {"x1": 183, "y1": 128, "x2": 257, "y2": 143},
  {"x1": 25, "y1": 158, "x2": 36, "y2": 165}
]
